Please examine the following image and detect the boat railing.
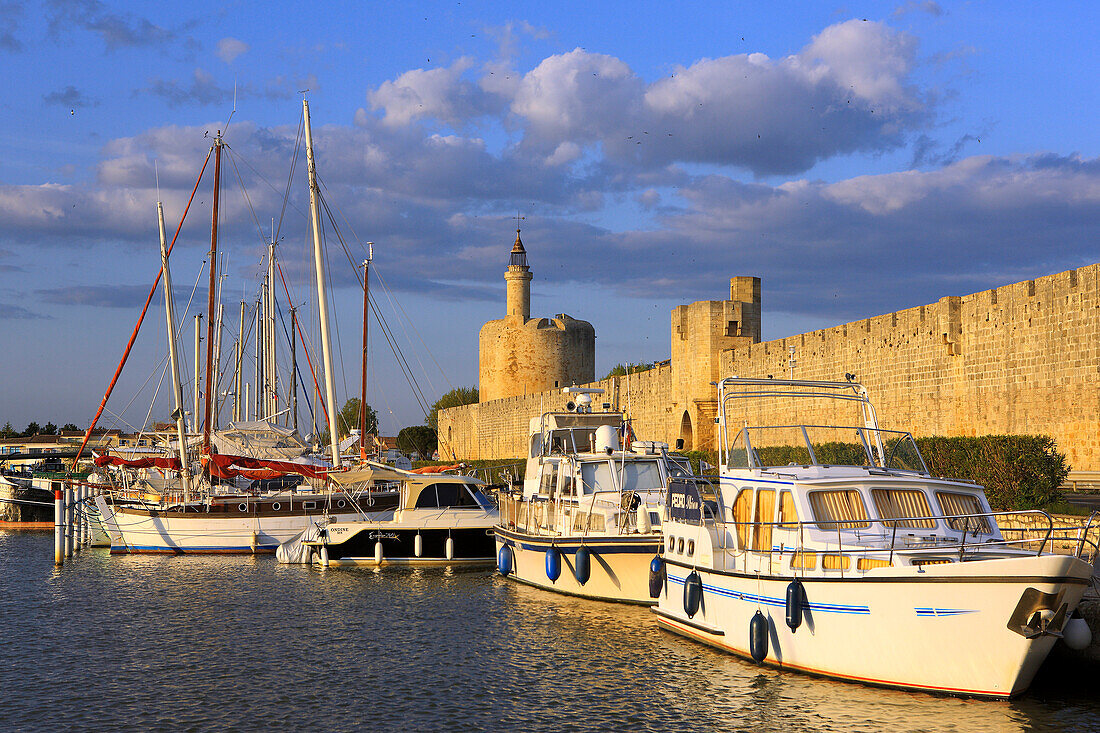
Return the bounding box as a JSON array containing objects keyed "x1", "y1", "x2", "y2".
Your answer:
[{"x1": 667, "y1": 479, "x2": 1100, "y2": 565}]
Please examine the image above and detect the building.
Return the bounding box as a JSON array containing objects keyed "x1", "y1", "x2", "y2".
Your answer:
[
  {"x1": 477, "y1": 229, "x2": 595, "y2": 403},
  {"x1": 440, "y1": 263, "x2": 1100, "y2": 473}
]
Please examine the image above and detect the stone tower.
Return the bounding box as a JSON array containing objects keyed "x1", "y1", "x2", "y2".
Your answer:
[
  {"x1": 668, "y1": 276, "x2": 762, "y2": 449},
  {"x1": 478, "y1": 230, "x2": 596, "y2": 403}
]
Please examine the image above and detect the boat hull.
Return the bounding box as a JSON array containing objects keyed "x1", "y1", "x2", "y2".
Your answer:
[
  {"x1": 320, "y1": 524, "x2": 497, "y2": 567},
  {"x1": 654, "y1": 553, "x2": 1094, "y2": 698},
  {"x1": 95, "y1": 495, "x2": 393, "y2": 554},
  {"x1": 495, "y1": 525, "x2": 662, "y2": 604}
]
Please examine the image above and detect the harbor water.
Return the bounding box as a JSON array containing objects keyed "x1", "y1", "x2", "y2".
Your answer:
[{"x1": 2, "y1": 530, "x2": 1098, "y2": 732}]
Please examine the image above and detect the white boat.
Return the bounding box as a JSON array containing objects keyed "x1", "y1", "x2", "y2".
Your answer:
[
  {"x1": 291, "y1": 470, "x2": 498, "y2": 566},
  {"x1": 653, "y1": 377, "x2": 1098, "y2": 698},
  {"x1": 495, "y1": 388, "x2": 690, "y2": 604}
]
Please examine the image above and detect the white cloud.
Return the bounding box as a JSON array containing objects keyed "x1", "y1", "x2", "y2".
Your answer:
[{"x1": 217, "y1": 37, "x2": 249, "y2": 64}]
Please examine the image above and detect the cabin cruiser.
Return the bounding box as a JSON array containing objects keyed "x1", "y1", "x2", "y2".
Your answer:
[
  {"x1": 290, "y1": 469, "x2": 497, "y2": 567},
  {"x1": 495, "y1": 388, "x2": 690, "y2": 604},
  {"x1": 653, "y1": 378, "x2": 1098, "y2": 698}
]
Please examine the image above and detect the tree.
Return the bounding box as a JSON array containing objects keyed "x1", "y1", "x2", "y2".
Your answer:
[
  {"x1": 321, "y1": 398, "x2": 378, "y2": 445},
  {"x1": 62, "y1": 423, "x2": 79, "y2": 432},
  {"x1": 41, "y1": 422, "x2": 57, "y2": 435},
  {"x1": 22, "y1": 422, "x2": 39, "y2": 437},
  {"x1": 0, "y1": 422, "x2": 15, "y2": 439},
  {"x1": 427, "y1": 386, "x2": 478, "y2": 431},
  {"x1": 602, "y1": 363, "x2": 653, "y2": 380},
  {"x1": 397, "y1": 425, "x2": 437, "y2": 459}
]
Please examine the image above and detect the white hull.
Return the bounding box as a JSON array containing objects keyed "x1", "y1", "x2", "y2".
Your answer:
[
  {"x1": 95, "y1": 496, "x2": 375, "y2": 554},
  {"x1": 655, "y1": 553, "x2": 1093, "y2": 698},
  {"x1": 495, "y1": 526, "x2": 661, "y2": 604}
]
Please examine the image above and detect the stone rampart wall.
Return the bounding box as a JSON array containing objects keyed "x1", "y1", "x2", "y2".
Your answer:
[{"x1": 442, "y1": 264, "x2": 1100, "y2": 470}]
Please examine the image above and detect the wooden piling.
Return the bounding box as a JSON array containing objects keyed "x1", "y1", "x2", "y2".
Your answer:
[{"x1": 53, "y1": 485, "x2": 63, "y2": 566}]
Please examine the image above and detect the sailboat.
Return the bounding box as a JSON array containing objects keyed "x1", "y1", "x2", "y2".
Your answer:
[{"x1": 93, "y1": 101, "x2": 397, "y2": 553}]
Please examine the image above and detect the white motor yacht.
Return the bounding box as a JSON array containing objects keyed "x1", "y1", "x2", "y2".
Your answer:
[
  {"x1": 495, "y1": 388, "x2": 691, "y2": 604},
  {"x1": 653, "y1": 378, "x2": 1098, "y2": 698}
]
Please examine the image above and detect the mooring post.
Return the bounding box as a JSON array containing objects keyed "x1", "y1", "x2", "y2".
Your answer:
[
  {"x1": 54, "y1": 485, "x2": 64, "y2": 566},
  {"x1": 64, "y1": 484, "x2": 73, "y2": 558},
  {"x1": 73, "y1": 484, "x2": 82, "y2": 552},
  {"x1": 79, "y1": 484, "x2": 87, "y2": 548}
]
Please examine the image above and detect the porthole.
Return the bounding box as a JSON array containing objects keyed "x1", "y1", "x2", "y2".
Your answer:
[
  {"x1": 337, "y1": 500, "x2": 346, "y2": 509},
  {"x1": 238, "y1": 503, "x2": 248, "y2": 512},
  {"x1": 677, "y1": 537, "x2": 685, "y2": 554},
  {"x1": 667, "y1": 536, "x2": 676, "y2": 553},
  {"x1": 272, "y1": 502, "x2": 281, "y2": 511},
  {"x1": 687, "y1": 540, "x2": 695, "y2": 557},
  {"x1": 303, "y1": 501, "x2": 317, "y2": 510}
]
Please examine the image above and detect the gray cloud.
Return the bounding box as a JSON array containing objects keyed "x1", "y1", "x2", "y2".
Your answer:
[
  {"x1": 0, "y1": 1, "x2": 23, "y2": 51},
  {"x1": 137, "y1": 69, "x2": 318, "y2": 108},
  {"x1": 43, "y1": 85, "x2": 99, "y2": 108},
  {"x1": 0, "y1": 303, "x2": 47, "y2": 319},
  {"x1": 47, "y1": 0, "x2": 173, "y2": 50},
  {"x1": 217, "y1": 37, "x2": 248, "y2": 64}
]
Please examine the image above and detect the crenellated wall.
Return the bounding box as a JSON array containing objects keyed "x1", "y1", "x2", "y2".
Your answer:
[{"x1": 440, "y1": 264, "x2": 1100, "y2": 471}]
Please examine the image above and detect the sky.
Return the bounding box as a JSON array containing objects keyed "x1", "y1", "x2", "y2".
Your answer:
[{"x1": 0, "y1": 0, "x2": 1097, "y2": 437}]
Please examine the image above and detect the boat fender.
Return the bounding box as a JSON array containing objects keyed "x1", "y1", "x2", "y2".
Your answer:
[
  {"x1": 574, "y1": 546, "x2": 591, "y2": 585},
  {"x1": 749, "y1": 610, "x2": 769, "y2": 663},
  {"x1": 320, "y1": 544, "x2": 329, "y2": 568},
  {"x1": 414, "y1": 533, "x2": 423, "y2": 558},
  {"x1": 785, "y1": 578, "x2": 805, "y2": 632},
  {"x1": 374, "y1": 540, "x2": 383, "y2": 565},
  {"x1": 445, "y1": 536, "x2": 454, "y2": 561},
  {"x1": 546, "y1": 545, "x2": 562, "y2": 582},
  {"x1": 649, "y1": 556, "x2": 665, "y2": 598},
  {"x1": 498, "y1": 545, "x2": 513, "y2": 576},
  {"x1": 683, "y1": 570, "x2": 702, "y2": 618},
  {"x1": 637, "y1": 504, "x2": 651, "y2": 533},
  {"x1": 1063, "y1": 609, "x2": 1092, "y2": 651}
]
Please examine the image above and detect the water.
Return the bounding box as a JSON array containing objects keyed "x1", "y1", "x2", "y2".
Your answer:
[{"x1": 2, "y1": 530, "x2": 1097, "y2": 733}]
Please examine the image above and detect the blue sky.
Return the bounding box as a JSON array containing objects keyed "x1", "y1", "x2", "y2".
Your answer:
[{"x1": 1, "y1": 1, "x2": 1097, "y2": 436}]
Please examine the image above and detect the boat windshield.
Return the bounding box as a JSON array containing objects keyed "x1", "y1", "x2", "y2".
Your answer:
[
  {"x1": 728, "y1": 425, "x2": 927, "y2": 474},
  {"x1": 546, "y1": 428, "x2": 595, "y2": 454},
  {"x1": 619, "y1": 460, "x2": 664, "y2": 492}
]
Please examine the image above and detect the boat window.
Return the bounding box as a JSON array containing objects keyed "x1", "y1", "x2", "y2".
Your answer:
[
  {"x1": 857, "y1": 557, "x2": 892, "y2": 570},
  {"x1": 935, "y1": 492, "x2": 993, "y2": 534},
  {"x1": 751, "y1": 489, "x2": 775, "y2": 552},
  {"x1": 808, "y1": 490, "x2": 871, "y2": 530},
  {"x1": 529, "y1": 434, "x2": 543, "y2": 459},
  {"x1": 667, "y1": 456, "x2": 693, "y2": 478},
  {"x1": 558, "y1": 467, "x2": 574, "y2": 497},
  {"x1": 822, "y1": 553, "x2": 851, "y2": 570},
  {"x1": 539, "y1": 463, "x2": 558, "y2": 497},
  {"x1": 731, "y1": 488, "x2": 753, "y2": 548},
  {"x1": 726, "y1": 429, "x2": 750, "y2": 469},
  {"x1": 870, "y1": 489, "x2": 936, "y2": 528},
  {"x1": 414, "y1": 485, "x2": 439, "y2": 508},
  {"x1": 777, "y1": 491, "x2": 798, "y2": 529},
  {"x1": 431, "y1": 483, "x2": 481, "y2": 508},
  {"x1": 649, "y1": 511, "x2": 661, "y2": 527},
  {"x1": 790, "y1": 552, "x2": 816, "y2": 570},
  {"x1": 572, "y1": 512, "x2": 605, "y2": 532},
  {"x1": 620, "y1": 460, "x2": 663, "y2": 492},
  {"x1": 580, "y1": 461, "x2": 615, "y2": 494}
]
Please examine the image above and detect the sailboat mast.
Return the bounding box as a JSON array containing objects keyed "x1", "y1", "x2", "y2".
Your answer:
[
  {"x1": 202, "y1": 134, "x2": 223, "y2": 454},
  {"x1": 302, "y1": 99, "x2": 342, "y2": 468},
  {"x1": 212, "y1": 301, "x2": 224, "y2": 431},
  {"x1": 290, "y1": 306, "x2": 299, "y2": 433},
  {"x1": 360, "y1": 245, "x2": 372, "y2": 452},
  {"x1": 193, "y1": 314, "x2": 202, "y2": 433},
  {"x1": 157, "y1": 201, "x2": 192, "y2": 500},
  {"x1": 254, "y1": 299, "x2": 262, "y2": 419},
  {"x1": 234, "y1": 300, "x2": 245, "y2": 422},
  {"x1": 266, "y1": 238, "x2": 277, "y2": 420}
]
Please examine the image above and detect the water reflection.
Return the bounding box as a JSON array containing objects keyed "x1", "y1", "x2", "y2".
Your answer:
[{"x1": 0, "y1": 531, "x2": 1095, "y2": 732}]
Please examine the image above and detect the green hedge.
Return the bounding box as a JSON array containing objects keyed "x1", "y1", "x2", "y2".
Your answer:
[
  {"x1": 679, "y1": 435, "x2": 1067, "y2": 510},
  {"x1": 917, "y1": 435, "x2": 1067, "y2": 510}
]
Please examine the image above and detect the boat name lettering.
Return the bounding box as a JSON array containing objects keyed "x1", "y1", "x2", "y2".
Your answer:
[
  {"x1": 667, "y1": 480, "x2": 702, "y2": 522},
  {"x1": 369, "y1": 531, "x2": 400, "y2": 540}
]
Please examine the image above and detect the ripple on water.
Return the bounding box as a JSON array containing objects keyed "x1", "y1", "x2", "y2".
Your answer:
[{"x1": 0, "y1": 531, "x2": 1095, "y2": 732}]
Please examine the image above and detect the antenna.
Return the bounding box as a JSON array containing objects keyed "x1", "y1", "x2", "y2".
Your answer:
[
  {"x1": 223, "y1": 79, "x2": 238, "y2": 133},
  {"x1": 154, "y1": 160, "x2": 161, "y2": 202}
]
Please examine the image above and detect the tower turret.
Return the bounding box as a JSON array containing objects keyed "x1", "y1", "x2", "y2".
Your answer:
[{"x1": 505, "y1": 229, "x2": 532, "y2": 322}]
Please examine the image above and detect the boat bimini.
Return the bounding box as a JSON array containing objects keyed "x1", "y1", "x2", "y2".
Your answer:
[
  {"x1": 653, "y1": 377, "x2": 1098, "y2": 698},
  {"x1": 300, "y1": 468, "x2": 498, "y2": 567},
  {"x1": 495, "y1": 388, "x2": 691, "y2": 604}
]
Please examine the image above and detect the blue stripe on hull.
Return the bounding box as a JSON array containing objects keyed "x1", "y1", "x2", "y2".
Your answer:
[{"x1": 668, "y1": 573, "x2": 871, "y2": 615}]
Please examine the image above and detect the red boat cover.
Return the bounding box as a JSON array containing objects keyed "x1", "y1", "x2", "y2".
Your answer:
[
  {"x1": 94, "y1": 455, "x2": 182, "y2": 470},
  {"x1": 208, "y1": 453, "x2": 330, "y2": 480}
]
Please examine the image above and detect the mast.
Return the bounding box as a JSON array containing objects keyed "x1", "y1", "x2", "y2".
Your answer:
[
  {"x1": 266, "y1": 237, "x2": 277, "y2": 421},
  {"x1": 212, "y1": 302, "x2": 224, "y2": 431},
  {"x1": 157, "y1": 201, "x2": 192, "y2": 500},
  {"x1": 254, "y1": 300, "x2": 262, "y2": 419},
  {"x1": 360, "y1": 245, "x2": 372, "y2": 453},
  {"x1": 202, "y1": 133, "x2": 223, "y2": 455},
  {"x1": 234, "y1": 300, "x2": 245, "y2": 422},
  {"x1": 303, "y1": 99, "x2": 342, "y2": 468},
  {"x1": 192, "y1": 314, "x2": 202, "y2": 433},
  {"x1": 291, "y1": 306, "x2": 299, "y2": 433}
]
